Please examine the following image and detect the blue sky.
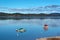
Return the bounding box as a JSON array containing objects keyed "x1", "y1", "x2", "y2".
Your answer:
[
  {"x1": 0, "y1": 0, "x2": 60, "y2": 8},
  {"x1": 0, "y1": 0, "x2": 60, "y2": 13}
]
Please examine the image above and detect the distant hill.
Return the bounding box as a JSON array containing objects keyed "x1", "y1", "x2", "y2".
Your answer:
[
  {"x1": 0, "y1": 12, "x2": 60, "y2": 19},
  {"x1": 0, "y1": 12, "x2": 60, "y2": 16}
]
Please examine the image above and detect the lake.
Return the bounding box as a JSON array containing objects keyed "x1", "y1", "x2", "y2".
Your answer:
[{"x1": 0, "y1": 19, "x2": 60, "y2": 40}]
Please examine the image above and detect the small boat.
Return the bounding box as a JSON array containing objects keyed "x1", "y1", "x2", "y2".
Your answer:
[
  {"x1": 44, "y1": 24, "x2": 48, "y2": 30},
  {"x1": 16, "y1": 28, "x2": 26, "y2": 33}
]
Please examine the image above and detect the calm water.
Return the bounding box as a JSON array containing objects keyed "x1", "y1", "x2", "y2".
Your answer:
[{"x1": 0, "y1": 19, "x2": 60, "y2": 40}]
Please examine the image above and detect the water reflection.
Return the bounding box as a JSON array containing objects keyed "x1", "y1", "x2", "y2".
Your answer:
[{"x1": 0, "y1": 19, "x2": 60, "y2": 40}]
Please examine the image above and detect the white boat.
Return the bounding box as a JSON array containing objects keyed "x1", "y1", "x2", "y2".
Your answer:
[{"x1": 16, "y1": 28, "x2": 26, "y2": 33}]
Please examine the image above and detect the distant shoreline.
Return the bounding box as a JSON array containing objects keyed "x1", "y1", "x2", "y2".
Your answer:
[{"x1": 0, "y1": 12, "x2": 60, "y2": 19}]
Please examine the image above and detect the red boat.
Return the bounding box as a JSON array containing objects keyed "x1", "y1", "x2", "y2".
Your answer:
[{"x1": 44, "y1": 24, "x2": 48, "y2": 30}]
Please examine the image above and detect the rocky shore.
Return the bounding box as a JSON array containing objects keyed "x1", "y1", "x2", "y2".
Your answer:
[{"x1": 36, "y1": 36, "x2": 60, "y2": 40}]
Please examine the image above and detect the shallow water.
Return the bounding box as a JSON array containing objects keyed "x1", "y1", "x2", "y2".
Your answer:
[{"x1": 0, "y1": 19, "x2": 60, "y2": 40}]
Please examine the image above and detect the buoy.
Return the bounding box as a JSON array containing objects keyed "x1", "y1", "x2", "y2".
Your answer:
[{"x1": 44, "y1": 24, "x2": 48, "y2": 30}]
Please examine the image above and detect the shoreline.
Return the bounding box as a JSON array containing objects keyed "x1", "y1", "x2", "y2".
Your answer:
[
  {"x1": 36, "y1": 36, "x2": 60, "y2": 40},
  {"x1": 0, "y1": 12, "x2": 60, "y2": 19}
]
